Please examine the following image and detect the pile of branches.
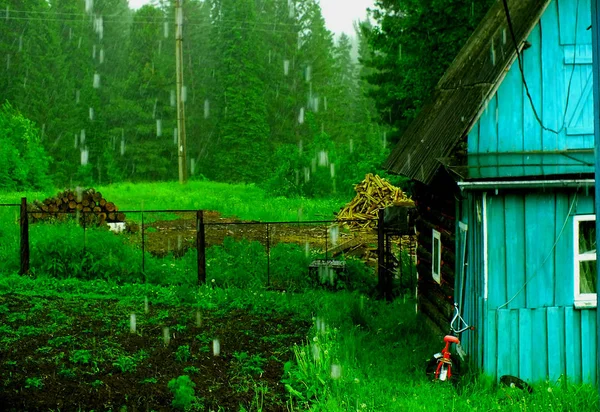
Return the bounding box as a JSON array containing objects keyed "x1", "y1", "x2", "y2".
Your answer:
[
  {"x1": 336, "y1": 173, "x2": 414, "y2": 229},
  {"x1": 29, "y1": 188, "x2": 125, "y2": 226}
]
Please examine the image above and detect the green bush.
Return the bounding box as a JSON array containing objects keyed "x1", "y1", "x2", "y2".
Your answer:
[
  {"x1": 206, "y1": 237, "x2": 267, "y2": 288},
  {"x1": 0, "y1": 102, "x2": 51, "y2": 191},
  {"x1": 168, "y1": 375, "x2": 202, "y2": 411}
]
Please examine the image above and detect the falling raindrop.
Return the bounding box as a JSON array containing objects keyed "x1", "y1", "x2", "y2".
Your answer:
[
  {"x1": 156, "y1": 119, "x2": 162, "y2": 137},
  {"x1": 158, "y1": 40, "x2": 162, "y2": 55},
  {"x1": 173, "y1": 128, "x2": 178, "y2": 145},
  {"x1": 85, "y1": 0, "x2": 93, "y2": 13},
  {"x1": 268, "y1": 50, "x2": 272, "y2": 64},
  {"x1": 93, "y1": 72, "x2": 100, "y2": 88},
  {"x1": 330, "y1": 163, "x2": 335, "y2": 178},
  {"x1": 80, "y1": 129, "x2": 86, "y2": 145},
  {"x1": 318, "y1": 150, "x2": 329, "y2": 167},
  {"x1": 177, "y1": 235, "x2": 182, "y2": 250},
  {"x1": 329, "y1": 225, "x2": 339, "y2": 246},
  {"x1": 144, "y1": 297, "x2": 149, "y2": 313},
  {"x1": 76, "y1": 187, "x2": 83, "y2": 202},
  {"x1": 89, "y1": 107, "x2": 94, "y2": 121},
  {"x1": 92, "y1": 44, "x2": 96, "y2": 59},
  {"x1": 283, "y1": 59, "x2": 290, "y2": 76},
  {"x1": 190, "y1": 158, "x2": 195, "y2": 175},
  {"x1": 490, "y1": 42, "x2": 496, "y2": 66},
  {"x1": 502, "y1": 28, "x2": 507, "y2": 45},
  {"x1": 78, "y1": 37, "x2": 82, "y2": 49},
  {"x1": 170, "y1": 90, "x2": 176, "y2": 107},
  {"x1": 298, "y1": 140, "x2": 303, "y2": 155},
  {"x1": 75, "y1": 89, "x2": 80, "y2": 104},
  {"x1": 324, "y1": 96, "x2": 328, "y2": 111},
  {"x1": 99, "y1": 48, "x2": 104, "y2": 64},
  {"x1": 120, "y1": 135, "x2": 125, "y2": 156},
  {"x1": 349, "y1": 139, "x2": 353, "y2": 153},
  {"x1": 18, "y1": 36, "x2": 22, "y2": 52},
  {"x1": 182, "y1": 86, "x2": 187, "y2": 103},
  {"x1": 304, "y1": 242, "x2": 310, "y2": 257},
  {"x1": 305, "y1": 65, "x2": 312, "y2": 82},
  {"x1": 298, "y1": 107, "x2": 305, "y2": 124},
  {"x1": 331, "y1": 364, "x2": 341, "y2": 379},
  {"x1": 303, "y1": 167, "x2": 310, "y2": 183},
  {"x1": 288, "y1": 0, "x2": 295, "y2": 18},
  {"x1": 311, "y1": 343, "x2": 320, "y2": 361},
  {"x1": 80, "y1": 147, "x2": 89, "y2": 166},
  {"x1": 204, "y1": 99, "x2": 210, "y2": 118},
  {"x1": 164, "y1": 21, "x2": 169, "y2": 38},
  {"x1": 74, "y1": 134, "x2": 78, "y2": 148},
  {"x1": 213, "y1": 339, "x2": 220, "y2": 356},
  {"x1": 130, "y1": 314, "x2": 136, "y2": 333},
  {"x1": 163, "y1": 327, "x2": 170, "y2": 345},
  {"x1": 311, "y1": 157, "x2": 317, "y2": 172},
  {"x1": 69, "y1": 27, "x2": 72, "y2": 40},
  {"x1": 312, "y1": 97, "x2": 319, "y2": 112},
  {"x1": 383, "y1": 131, "x2": 387, "y2": 148}
]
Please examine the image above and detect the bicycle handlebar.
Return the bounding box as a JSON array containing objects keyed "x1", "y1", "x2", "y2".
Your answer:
[{"x1": 450, "y1": 303, "x2": 471, "y2": 334}]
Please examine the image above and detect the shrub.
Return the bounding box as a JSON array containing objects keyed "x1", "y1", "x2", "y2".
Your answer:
[{"x1": 168, "y1": 375, "x2": 202, "y2": 411}]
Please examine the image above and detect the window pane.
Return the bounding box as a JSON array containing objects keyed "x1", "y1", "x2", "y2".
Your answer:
[
  {"x1": 579, "y1": 260, "x2": 597, "y2": 294},
  {"x1": 579, "y1": 220, "x2": 596, "y2": 255},
  {"x1": 433, "y1": 238, "x2": 440, "y2": 274}
]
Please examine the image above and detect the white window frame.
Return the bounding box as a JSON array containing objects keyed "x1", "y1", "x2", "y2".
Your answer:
[
  {"x1": 573, "y1": 214, "x2": 597, "y2": 309},
  {"x1": 432, "y1": 229, "x2": 441, "y2": 285}
]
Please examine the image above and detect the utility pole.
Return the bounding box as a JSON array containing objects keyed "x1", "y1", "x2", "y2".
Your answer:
[{"x1": 175, "y1": 0, "x2": 187, "y2": 184}]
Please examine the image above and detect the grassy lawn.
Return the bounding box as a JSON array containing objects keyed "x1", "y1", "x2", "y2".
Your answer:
[{"x1": 0, "y1": 182, "x2": 597, "y2": 410}]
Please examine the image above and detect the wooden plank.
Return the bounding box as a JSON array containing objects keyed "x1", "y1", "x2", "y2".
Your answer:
[
  {"x1": 497, "y1": 310, "x2": 512, "y2": 378},
  {"x1": 541, "y1": 1, "x2": 563, "y2": 176},
  {"x1": 497, "y1": 61, "x2": 524, "y2": 177},
  {"x1": 487, "y1": 195, "x2": 506, "y2": 309},
  {"x1": 554, "y1": 193, "x2": 573, "y2": 306},
  {"x1": 581, "y1": 310, "x2": 597, "y2": 384},
  {"x1": 547, "y1": 307, "x2": 566, "y2": 383},
  {"x1": 519, "y1": 308, "x2": 533, "y2": 382},
  {"x1": 565, "y1": 307, "x2": 582, "y2": 383},
  {"x1": 504, "y1": 194, "x2": 526, "y2": 309},
  {"x1": 525, "y1": 193, "x2": 555, "y2": 308},
  {"x1": 468, "y1": 123, "x2": 481, "y2": 179},
  {"x1": 509, "y1": 309, "x2": 520, "y2": 376},
  {"x1": 531, "y1": 308, "x2": 548, "y2": 382},
  {"x1": 484, "y1": 309, "x2": 498, "y2": 380},
  {"x1": 477, "y1": 95, "x2": 499, "y2": 178},
  {"x1": 522, "y1": 24, "x2": 543, "y2": 176}
]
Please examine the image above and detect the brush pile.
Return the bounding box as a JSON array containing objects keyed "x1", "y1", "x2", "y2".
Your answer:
[
  {"x1": 29, "y1": 188, "x2": 125, "y2": 226},
  {"x1": 336, "y1": 173, "x2": 414, "y2": 229}
]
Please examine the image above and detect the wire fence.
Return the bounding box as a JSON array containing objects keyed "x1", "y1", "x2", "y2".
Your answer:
[{"x1": 2, "y1": 198, "x2": 417, "y2": 297}]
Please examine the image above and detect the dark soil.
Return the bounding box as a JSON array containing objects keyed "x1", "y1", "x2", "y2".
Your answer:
[{"x1": 0, "y1": 293, "x2": 310, "y2": 411}]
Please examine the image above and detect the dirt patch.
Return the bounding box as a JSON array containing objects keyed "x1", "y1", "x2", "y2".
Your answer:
[
  {"x1": 0, "y1": 293, "x2": 310, "y2": 411},
  {"x1": 141, "y1": 211, "x2": 361, "y2": 258}
]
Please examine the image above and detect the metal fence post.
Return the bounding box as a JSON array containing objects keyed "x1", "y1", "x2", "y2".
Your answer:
[
  {"x1": 141, "y1": 211, "x2": 145, "y2": 278},
  {"x1": 197, "y1": 210, "x2": 206, "y2": 284},
  {"x1": 266, "y1": 223, "x2": 270, "y2": 287},
  {"x1": 19, "y1": 197, "x2": 29, "y2": 275},
  {"x1": 377, "y1": 209, "x2": 387, "y2": 299}
]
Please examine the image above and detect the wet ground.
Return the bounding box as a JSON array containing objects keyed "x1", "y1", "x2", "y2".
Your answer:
[{"x1": 0, "y1": 293, "x2": 310, "y2": 411}]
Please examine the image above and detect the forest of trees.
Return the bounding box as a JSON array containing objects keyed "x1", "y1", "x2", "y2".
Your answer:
[{"x1": 0, "y1": 0, "x2": 490, "y2": 197}]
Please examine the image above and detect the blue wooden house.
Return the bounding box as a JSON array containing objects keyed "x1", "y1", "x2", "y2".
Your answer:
[{"x1": 386, "y1": 0, "x2": 596, "y2": 384}]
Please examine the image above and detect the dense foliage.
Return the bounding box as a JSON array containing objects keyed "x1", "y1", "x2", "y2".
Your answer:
[
  {"x1": 0, "y1": 0, "x2": 387, "y2": 196},
  {"x1": 362, "y1": 0, "x2": 494, "y2": 140}
]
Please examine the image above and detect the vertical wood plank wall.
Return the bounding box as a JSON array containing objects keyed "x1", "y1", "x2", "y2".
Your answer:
[
  {"x1": 468, "y1": 0, "x2": 594, "y2": 178},
  {"x1": 461, "y1": 190, "x2": 597, "y2": 384}
]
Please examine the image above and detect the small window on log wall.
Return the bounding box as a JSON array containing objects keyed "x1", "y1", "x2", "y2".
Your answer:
[{"x1": 432, "y1": 229, "x2": 441, "y2": 285}]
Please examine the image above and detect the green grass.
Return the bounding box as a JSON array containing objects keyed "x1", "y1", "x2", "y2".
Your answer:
[{"x1": 0, "y1": 181, "x2": 346, "y2": 222}]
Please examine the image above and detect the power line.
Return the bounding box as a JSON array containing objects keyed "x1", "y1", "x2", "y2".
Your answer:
[{"x1": 501, "y1": 0, "x2": 580, "y2": 136}]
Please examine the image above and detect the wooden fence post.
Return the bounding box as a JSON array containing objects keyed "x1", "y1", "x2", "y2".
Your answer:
[
  {"x1": 197, "y1": 210, "x2": 206, "y2": 284},
  {"x1": 19, "y1": 197, "x2": 29, "y2": 275},
  {"x1": 377, "y1": 209, "x2": 386, "y2": 299}
]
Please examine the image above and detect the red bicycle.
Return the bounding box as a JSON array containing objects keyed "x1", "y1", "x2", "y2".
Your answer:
[{"x1": 426, "y1": 303, "x2": 471, "y2": 382}]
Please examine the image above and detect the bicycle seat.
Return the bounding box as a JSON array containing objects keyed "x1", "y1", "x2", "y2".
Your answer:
[{"x1": 444, "y1": 335, "x2": 460, "y2": 344}]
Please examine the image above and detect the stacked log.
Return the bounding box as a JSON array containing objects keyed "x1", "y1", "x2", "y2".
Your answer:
[
  {"x1": 336, "y1": 173, "x2": 414, "y2": 229},
  {"x1": 28, "y1": 188, "x2": 125, "y2": 226}
]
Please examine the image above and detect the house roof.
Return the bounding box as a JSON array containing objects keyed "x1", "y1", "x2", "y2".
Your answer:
[{"x1": 384, "y1": 0, "x2": 551, "y2": 184}]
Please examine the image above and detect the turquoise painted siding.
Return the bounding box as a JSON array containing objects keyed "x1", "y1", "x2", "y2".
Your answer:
[
  {"x1": 468, "y1": 0, "x2": 594, "y2": 178},
  {"x1": 458, "y1": 189, "x2": 597, "y2": 383}
]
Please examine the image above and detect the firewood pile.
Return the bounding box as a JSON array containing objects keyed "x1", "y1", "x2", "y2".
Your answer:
[
  {"x1": 336, "y1": 173, "x2": 414, "y2": 230},
  {"x1": 28, "y1": 188, "x2": 125, "y2": 226}
]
